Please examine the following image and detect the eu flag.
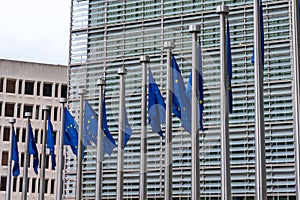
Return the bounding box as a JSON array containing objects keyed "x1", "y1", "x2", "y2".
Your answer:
[
  {"x1": 28, "y1": 123, "x2": 39, "y2": 175},
  {"x1": 47, "y1": 115, "x2": 56, "y2": 170},
  {"x1": 148, "y1": 68, "x2": 166, "y2": 137},
  {"x1": 64, "y1": 108, "x2": 79, "y2": 156},
  {"x1": 185, "y1": 42, "x2": 204, "y2": 132},
  {"x1": 226, "y1": 19, "x2": 233, "y2": 114},
  {"x1": 102, "y1": 98, "x2": 117, "y2": 157},
  {"x1": 84, "y1": 100, "x2": 116, "y2": 159},
  {"x1": 12, "y1": 127, "x2": 20, "y2": 177},
  {"x1": 172, "y1": 55, "x2": 192, "y2": 134},
  {"x1": 251, "y1": 0, "x2": 264, "y2": 64},
  {"x1": 83, "y1": 100, "x2": 98, "y2": 146},
  {"x1": 124, "y1": 108, "x2": 132, "y2": 147}
]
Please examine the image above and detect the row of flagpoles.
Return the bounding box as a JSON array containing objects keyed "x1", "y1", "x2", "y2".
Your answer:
[{"x1": 4, "y1": 0, "x2": 300, "y2": 200}]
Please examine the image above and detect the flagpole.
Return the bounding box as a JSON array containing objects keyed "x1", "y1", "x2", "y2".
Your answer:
[
  {"x1": 117, "y1": 66, "x2": 127, "y2": 200},
  {"x1": 254, "y1": 0, "x2": 266, "y2": 199},
  {"x1": 22, "y1": 112, "x2": 32, "y2": 200},
  {"x1": 292, "y1": 0, "x2": 300, "y2": 199},
  {"x1": 96, "y1": 79, "x2": 105, "y2": 200},
  {"x1": 56, "y1": 98, "x2": 67, "y2": 200},
  {"x1": 216, "y1": 4, "x2": 231, "y2": 200},
  {"x1": 39, "y1": 106, "x2": 50, "y2": 200},
  {"x1": 76, "y1": 88, "x2": 86, "y2": 200},
  {"x1": 139, "y1": 55, "x2": 150, "y2": 200},
  {"x1": 6, "y1": 118, "x2": 16, "y2": 200},
  {"x1": 164, "y1": 41, "x2": 175, "y2": 200},
  {"x1": 189, "y1": 25, "x2": 201, "y2": 200}
]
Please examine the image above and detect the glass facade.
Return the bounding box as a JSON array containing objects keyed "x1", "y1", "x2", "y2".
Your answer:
[{"x1": 67, "y1": 0, "x2": 295, "y2": 199}]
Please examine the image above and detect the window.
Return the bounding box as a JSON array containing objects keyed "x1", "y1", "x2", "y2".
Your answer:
[
  {"x1": 6, "y1": 79, "x2": 16, "y2": 93},
  {"x1": 22, "y1": 128, "x2": 26, "y2": 143},
  {"x1": 0, "y1": 176, "x2": 7, "y2": 191},
  {"x1": 0, "y1": 78, "x2": 3, "y2": 92},
  {"x1": 55, "y1": 84, "x2": 59, "y2": 97},
  {"x1": 2, "y1": 151, "x2": 8, "y2": 166},
  {"x1": 17, "y1": 103, "x2": 21, "y2": 118},
  {"x1": 37, "y1": 81, "x2": 41, "y2": 96},
  {"x1": 5, "y1": 103, "x2": 14, "y2": 117},
  {"x1": 54, "y1": 107, "x2": 58, "y2": 121},
  {"x1": 61, "y1": 85, "x2": 68, "y2": 98},
  {"x1": 19, "y1": 177, "x2": 23, "y2": 192},
  {"x1": 35, "y1": 130, "x2": 39, "y2": 144},
  {"x1": 13, "y1": 177, "x2": 17, "y2": 192},
  {"x1": 25, "y1": 81, "x2": 34, "y2": 95},
  {"x1": 18, "y1": 80, "x2": 23, "y2": 94},
  {"x1": 23, "y1": 105, "x2": 33, "y2": 118},
  {"x1": 35, "y1": 105, "x2": 40, "y2": 120},
  {"x1": 20, "y1": 153, "x2": 24, "y2": 167},
  {"x1": 32, "y1": 178, "x2": 36, "y2": 193},
  {"x1": 50, "y1": 179, "x2": 55, "y2": 194},
  {"x1": 3, "y1": 127, "x2": 10, "y2": 141},
  {"x1": 43, "y1": 83, "x2": 52, "y2": 97},
  {"x1": 45, "y1": 179, "x2": 49, "y2": 194},
  {"x1": 0, "y1": 102, "x2": 2, "y2": 116}
]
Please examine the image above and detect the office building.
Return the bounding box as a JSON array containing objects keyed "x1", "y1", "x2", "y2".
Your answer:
[
  {"x1": 0, "y1": 59, "x2": 68, "y2": 199},
  {"x1": 67, "y1": 0, "x2": 295, "y2": 199}
]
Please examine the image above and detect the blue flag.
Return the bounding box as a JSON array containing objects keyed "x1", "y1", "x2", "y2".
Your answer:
[
  {"x1": 124, "y1": 108, "x2": 132, "y2": 147},
  {"x1": 172, "y1": 55, "x2": 192, "y2": 134},
  {"x1": 47, "y1": 115, "x2": 56, "y2": 170},
  {"x1": 185, "y1": 42, "x2": 204, "y2": 132},
  {"x1": 148, "y1": 68, "x2": 166, "y2": 137},
  {"x1": 84, "y1": 100, "x2": 116, "y2": 159},
  {"x1": 28, "y1": 123, "x2": 39, "y2": 175},
  {"x1": 83, "y1": 100, "x2": 98, "y2": 146},
  {"x1": 12, "y1": 127, "x2": 20, "y2": 177},
  {"x1": 251, "y1": 0, "x2": 264, "y2": 64},
  {"x1": 226, "y1": 19, "x2": 233, "y2": 114},
  {"x1": 102, "y1": 98, "x2": 117, "y2": 157},
  {"x1": 64, "y1": 108, "x2": 79, "y2": 156}
]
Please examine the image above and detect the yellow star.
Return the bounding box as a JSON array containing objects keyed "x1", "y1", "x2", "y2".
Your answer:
[
  {"x1": 88, "y1": 120, "x2": 90, "y2": 124},
  {"x1": 91, "y1": 116, "x2": 95, "y2": 119},
  {"x1": 183, "y1": 107, "x2": 186, "y2": 111},
  {"x1": 200, "y1": 100, "x2": 203, "y2": 104},
  {"x1": 175, "y1": 79, "x2": 179, "y2": 84}
]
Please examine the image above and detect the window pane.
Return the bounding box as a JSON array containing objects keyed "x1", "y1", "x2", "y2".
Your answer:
[
  {"x1": 5, "y1": 103, "x2": 14, "y2": 117},
  {"x1": 43, "y1": 83, "x2": 52, "y2": 97},
  {"x1": 61, "y1": 85, "x2": 68, "y2": 98},
  {"x1": 3, "y1": 127, "x2": 10, "y2": 141},
  {"x1": 6, "y1": 79, "x2": 16, "y2": 93},
  {"x1": 25, "y1": 81, "x2": 34, "y2": 95},
  {"x1": 0, "y1": 176, "x2": 7, "y2": 191},
  {"x1": 2, "y1": 151, "x2": 8, "y2": 166}
]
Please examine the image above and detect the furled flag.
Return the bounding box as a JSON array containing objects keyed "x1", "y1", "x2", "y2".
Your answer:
[
  {"x1": 84, "y1": 100, "x2": 116, "y2": 159},
  {"x1": 251, "y1": 0, "x2": 264, "y2": 64},
  {"x1": 28, "y1": 123, "x2": 39, "y2": 175},
  {"x1": 123, "y1": 108, "x2": 132, "y2": 147},
  {"x1": 12, "y1": 126, "x2": 20, "y2": 177},
  {"x1": 227, "y1": 19, "x2": 233, "y2": 114},
  {"x1": 185, "y1": 41, "x2": 204, "y2": 131},
  {"x1": 47, "y1": 115, "x2": 56, "y2": 170},
  {"x1": 64, "y1": 108, "x2": 79, "y2": 156},
  {"x1": 148, "y1": 68, "x2": 166, "y2": 137},
  {"x1": 172, "y1": 55, "x2": 192, "y2": 134}
]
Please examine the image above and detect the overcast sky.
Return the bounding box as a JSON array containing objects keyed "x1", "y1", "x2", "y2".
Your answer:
[{"x1": 0, "y1": 0, "x2": 71, "y2": 65}]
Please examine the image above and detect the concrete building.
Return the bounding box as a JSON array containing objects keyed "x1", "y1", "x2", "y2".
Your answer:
[
  {"x1": 0, "y1": 59, "x2": 68, "y2": 199},
  {"x1": 66, "y1": 0, "x2": 296, "y2": 199}
]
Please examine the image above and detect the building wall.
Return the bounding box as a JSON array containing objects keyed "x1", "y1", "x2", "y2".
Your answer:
[
  {"x1": 67, "y1": 0, "x2": 295, "y2": 199},
  {"x1": 0, "y1": 59, "x2": 68, "y2": 199}
]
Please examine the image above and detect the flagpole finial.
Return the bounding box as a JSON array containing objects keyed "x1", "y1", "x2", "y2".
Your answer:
[
  {"x1": 216, "y1": 4, "x2": 229, "y2": 14},
  {"x1": 118, "y1": 66, "x2": 127, "y2": 75},
  {"x1": 189, "y1": 24, "x2": 200, "y2": 33},
  {"x1": 9, "y1": 118, "x2": 16, "y2": 124},
  {"x1": 164, "y1": 41, "x2": 175, "y2": 50},
  {"x1": 78, "y1": 88, "x2": 87, "y2": 95},
  {"x1": 59, "y1": 98, "x2": 67, "y2": 104},
  {"x1": 97, "y1": 78, "x2": 106, "y2": 86},
  {"x1": 24, "y1": 112, "x2": 32, "y2": 118},
  {"x1": 42, "y1": 105, "x2": 50, "y2": 111},
  {"x1": 140, "y1": 55, "x2": 150, "y2": 63}
]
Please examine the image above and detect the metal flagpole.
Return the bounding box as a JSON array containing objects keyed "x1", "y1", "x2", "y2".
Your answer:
[
  {"x1": 22, "y1": 112, "x2": 32, "y2": 200},
  {"x1": 164, "y1": 41, "x2": 175, "y2": 200},
  {"x1": 56, "y1": 98, "x2": 67, "y2": 200},
  {"x1": 292, "y1": 0, "x2": 300, "y2": 199},
  {"x1": 189, "y1": 25, "x2": 201, "y2": 200},
  {"x1": 254, "y1": 0, "x2": 266, "y2": 199},
  {"x1": 216, "y1": 4, "x2": 232, "y2": 200},
  {"x1": 96, "y1": 79, "x2": 105, "y2": 200},
  {"x1": 139, "y1": 55, "x2": 150, "y2": 200},
  {"x1": 6, "y1": 118, "x2": 16, "y2": 200},
  {"x1": 117, "y1": 66, "x2": 127, "y2": 200},
  {"x1": 39, "y1": 106, "x2": 50, "y2": 200},
  {"x1": 76, "y1": 89, "x2": 86, "y2": 200}
]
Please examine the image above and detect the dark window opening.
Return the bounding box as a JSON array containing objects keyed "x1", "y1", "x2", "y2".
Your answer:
[
  {"x1": 50, "y1": 179, "x2": 55, "y2": 194},
  {"x1": 35, "y1": 105, "x2": 40, "y2": 120},
  {"x1": 13, "y1": 177, "x2": 17, "y2": 192},
  {"x1": 23, "y1": 105, "x2": 33, "y2": 118},
  {"x1": 17, "y1": 104, "x2": 21, "y2": 118},
  {"x1": 18, "y1": 80, "x2": 23, "y2": 94},
  {"x1": 37, "y1": 82, "x2": 41, "y2": 96},
  {"x1": 2, "y1": 151, "x2": 8, "y2": 166},
  {"x1": 25, "y1": 81, "x2": 34, "y2": 95},
  {"x1": 5, "y1": 103, "x2": 14, "y2": 117},
  {"x1": 3, "y1": 127, "x2": 10, "y2": 141},
  {"x1": 0, "y1": 78, "x2": 3, "y2": 92},
  {"x1": 55, "y1": 84, "x2": 59, "y2": 97},
  {"x1": 54, "y1": 107, "x2": 58, "y2": 121},
  {"x1": 22, "y1": 128, "x2": 26, "y2": 143},
  {"x1": 61, "y1": 85, "x2": 68, "y2": 98},
  {"x1": 43, "y1": 83, "x2": 52, "y2": 97},
  {"x1": 6, "y1": 79, "x2": 16, "y2": 93},
  {"x1": 0, "y1": 176, "x2": 7, "y2": 191}
]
